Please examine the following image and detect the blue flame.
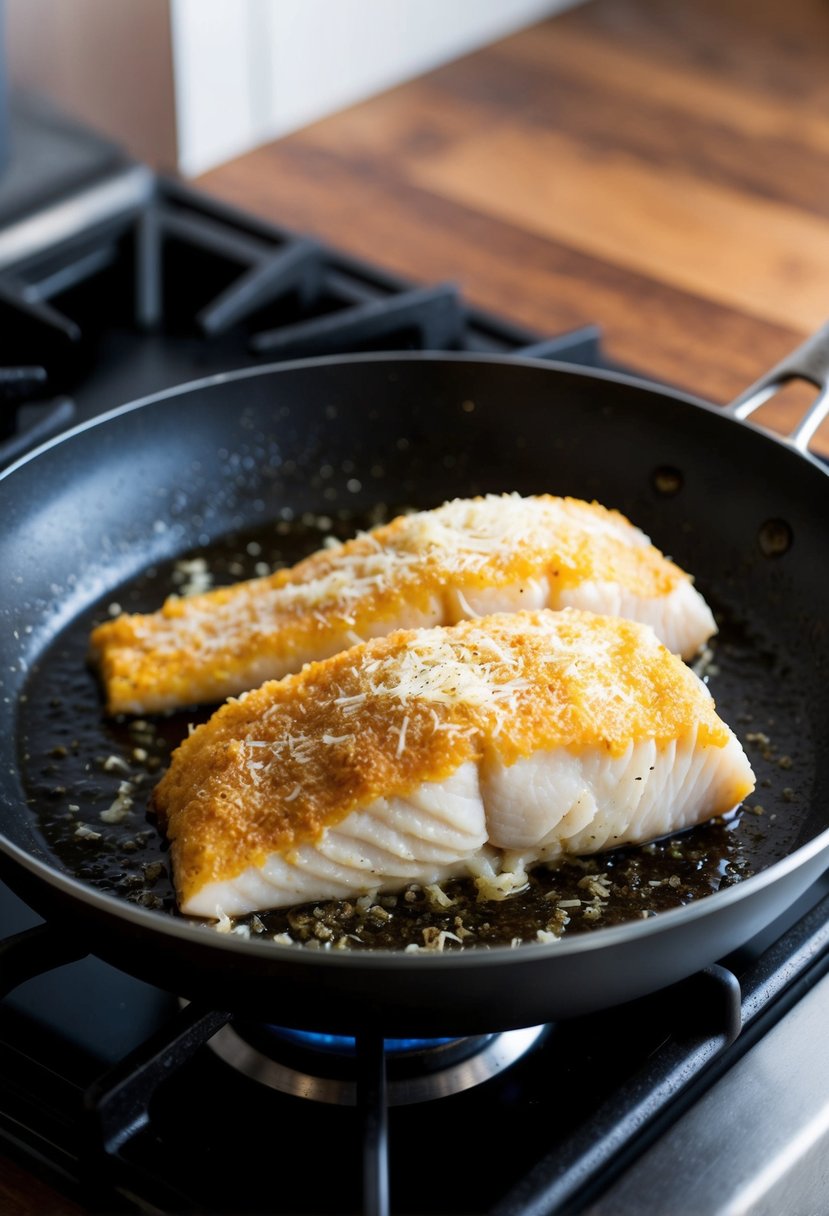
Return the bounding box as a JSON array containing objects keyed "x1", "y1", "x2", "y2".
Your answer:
[{"x1": 268, "y1": 1027, "x2": 457, "y2": 1055}]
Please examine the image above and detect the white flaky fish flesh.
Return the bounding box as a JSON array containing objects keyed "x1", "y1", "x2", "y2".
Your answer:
[
  {"x1": 92, "y1": 493, "x2": 717, "y2": 715},
  {"x1": 151, "y1": 609, "x2": 753, "y2": 920}
]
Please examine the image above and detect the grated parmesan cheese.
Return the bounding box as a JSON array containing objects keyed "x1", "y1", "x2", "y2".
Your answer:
[
  {"x1": 74, "y1": 823, "x2": 102, "y2": 841},
  {"x1": 151, "y1": 602, "x2": 743, "y2": 920},
  {"x1": 100, "y1": 780, "x2": 134, "y2": 824},
  {"x1": 102, "y1": 754, "x2": 132, "y2": 774}
]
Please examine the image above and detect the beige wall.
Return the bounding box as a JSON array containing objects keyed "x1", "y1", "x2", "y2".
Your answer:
[{"x1": 6, "y1": 0, "x2": 177, "y2": 170}]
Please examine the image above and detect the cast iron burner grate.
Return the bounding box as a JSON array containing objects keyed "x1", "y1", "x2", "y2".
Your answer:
[
  {"x1": 3, "y1": 168, "x2": 829, "y2": 1216},
  {"x1": 0, "y1": 174, "x2": 607, "y2": 467},
  {"x1": 2, "y1": 881, "x2": 829, "y2": 1216}
]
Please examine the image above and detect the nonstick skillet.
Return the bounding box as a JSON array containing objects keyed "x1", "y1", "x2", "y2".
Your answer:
[{"x1": 1, "y1": 327, "x2": 829, "y2": 1037}]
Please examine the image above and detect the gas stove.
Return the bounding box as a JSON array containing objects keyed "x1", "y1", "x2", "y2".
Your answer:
[
  {"x1": 2, "y1": 122, "x2": 829, "y2": 1216},
  {"x1": 0, "y1": 150, "x2": 605, "y2": 460}
]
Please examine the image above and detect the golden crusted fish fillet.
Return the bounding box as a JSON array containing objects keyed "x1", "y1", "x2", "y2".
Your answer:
[
  {"x1": 151, "y1": 608, "x2": 754, "y2": 920},
  {"x1": 91, "y1": 494, "x2": 717, "y2": 716}
]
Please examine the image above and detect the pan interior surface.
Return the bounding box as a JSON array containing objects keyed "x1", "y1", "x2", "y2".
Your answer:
[
  {"x1": 16, "y1": 512, "x2": 787, "y2": 951},
  {"x1": 2, "y1": 355, "x2": 829, "y2": 969}
]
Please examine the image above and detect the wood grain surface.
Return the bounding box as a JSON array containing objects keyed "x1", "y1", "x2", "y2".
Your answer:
[
  {"x1": 4, "y1": 0, "x2": 829, "y2": 1211},
  {"x1": 200, "y1": 0, "x2": 829, "y2": 445}
]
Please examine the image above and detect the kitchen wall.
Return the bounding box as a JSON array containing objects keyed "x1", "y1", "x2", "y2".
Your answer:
[{"x1": 7, "y1": 0, "x2": 580, "y2": 177}]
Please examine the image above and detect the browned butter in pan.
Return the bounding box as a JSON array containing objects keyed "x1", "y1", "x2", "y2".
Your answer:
[{"x1": 17, "y1": 506, "x2": 801, "y2": 951}]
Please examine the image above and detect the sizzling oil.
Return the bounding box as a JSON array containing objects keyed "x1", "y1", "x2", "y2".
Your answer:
[{"x1": 16, "y1": 507, "x2": 803, "y2": 951}]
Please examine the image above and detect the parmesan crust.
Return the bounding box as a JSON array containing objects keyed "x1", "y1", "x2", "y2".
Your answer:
[
  {"x1": 152, "y1": 608, "x2": 750, "y2": 913},
  {"x1": 89, "y1": 493, "x2": 716, "y2": 715}
]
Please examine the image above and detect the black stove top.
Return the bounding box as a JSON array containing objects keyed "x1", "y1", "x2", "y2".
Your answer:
[
  {"x1": 2, "y1": 165, "x2": 829, "y2": 1216},
  {"x1": 0, "y1": 170, "x2": 606, "y2": 458},
  {"x1": 3, "y1": 870, "x2": 829, "y2": 1216}
]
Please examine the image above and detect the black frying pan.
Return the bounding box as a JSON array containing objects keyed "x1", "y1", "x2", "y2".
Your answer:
[{"x1": 2, "y1": 330, "x2": 829, "y2": 1037}]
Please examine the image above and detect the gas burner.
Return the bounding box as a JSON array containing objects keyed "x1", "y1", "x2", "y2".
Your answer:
[{"x1": 207, "y1": 1020, "x2": 550, "y2": 1105}]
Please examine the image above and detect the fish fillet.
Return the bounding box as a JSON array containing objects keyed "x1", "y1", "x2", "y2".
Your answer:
[
  {"x1": 91, "y1": 494, "x2": 717, "y2": 716},
  {"x1": 151, "y1": 609, "x2": 754, "y2": 920}
]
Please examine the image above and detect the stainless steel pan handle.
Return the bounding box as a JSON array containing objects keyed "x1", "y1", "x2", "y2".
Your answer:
[{"x1": 725, "y1": 320, "x2": 829, "y2": 453}]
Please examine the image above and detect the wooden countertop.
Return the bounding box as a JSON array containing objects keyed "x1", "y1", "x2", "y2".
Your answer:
[
  {"x1": 4, "y1": 0, "x2": 829, "y2": 1211},
  {"x1": 198, "y1": 0, "x2": 829, "y2": 446}
]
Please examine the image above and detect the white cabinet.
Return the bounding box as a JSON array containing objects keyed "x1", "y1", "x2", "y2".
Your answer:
[
  {"x1": 8, "y1": 0, "x2": 581, "y2": 177},
  {"x1": 171, "y1": 0, "x2": 580, "y2": 174}
]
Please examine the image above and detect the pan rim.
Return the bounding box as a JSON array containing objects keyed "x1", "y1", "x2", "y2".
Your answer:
[
  {"x1": 1, "y1": 349, "x2": 825, "y2": 487},
  {"x1": 1, "y1": 349, "x2": 828, "y2": 970},
  {"x1": 3, "y1": 819, "x2": 829, "y2": 968}
]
